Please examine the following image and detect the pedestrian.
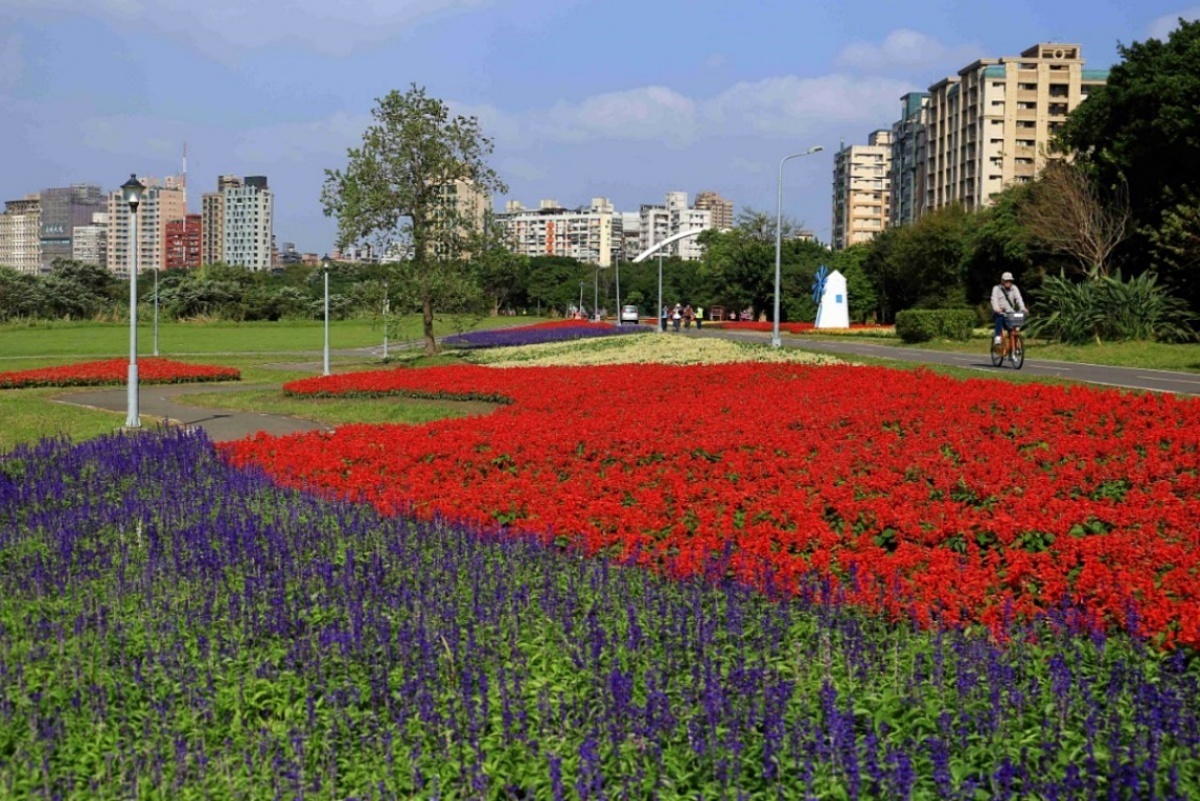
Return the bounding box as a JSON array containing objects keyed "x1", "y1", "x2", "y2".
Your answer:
[
  {"x1": 683, "y1": 304, "x2": 694, "y2": 330},
  {"x1": 672, "y1": 304, "x2": 682, "y2": 332},
  {"x1": 695, "y1": 305, "x2": 704, "y2": 330},
  {"x1": 660, "y1": 305, "x2": 669, "y2": 332}
]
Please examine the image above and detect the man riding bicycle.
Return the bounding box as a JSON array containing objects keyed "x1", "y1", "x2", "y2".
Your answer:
[{"x1": 991, "y1": 271, "x2": 1026, "y2": 345}]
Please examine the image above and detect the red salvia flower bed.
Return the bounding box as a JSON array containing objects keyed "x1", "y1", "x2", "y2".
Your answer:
[
  {"x1": 220, "y1": 363, "x2": 1200, "y2": 646},
  {"x1": 0, "y1": 358, "x2": 240, "y2": 389}
]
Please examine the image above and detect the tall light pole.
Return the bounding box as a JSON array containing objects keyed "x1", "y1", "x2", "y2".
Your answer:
[
  {"x1": 152, "y1": 267, "x2": 160, "y2": 356},
  {"x1": 614, "y1": 253, "x2": 621, "y2": 325},
  {"x1": 382, "y1": 281, "x2": 390, "y2": 360},
  {"x1": 657, "y1": 252, "x2": 663, "y2": 332},
  {"x1": 593, "y1": 266, "x2": 599, "y2": 321},
  {"x1": 773, "y1": 145, "x2": 824, "y2": 347},
  {"x1": 579, "y1": 280, "x2": 584, "y2": 315},
  {"x1": 121, "y1": 174, "x2": 144, "y2": 428},
  {"x1": 322, "y1": 256, "x2": 331, "y2": 376}
]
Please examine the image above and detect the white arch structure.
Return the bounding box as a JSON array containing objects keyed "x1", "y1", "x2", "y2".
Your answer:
[{"x1": 632, "y1": 227, "x2": 716, "y2": 332}]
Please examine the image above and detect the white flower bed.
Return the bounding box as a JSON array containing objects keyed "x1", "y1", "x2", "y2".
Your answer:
[{"x1": 466, "y1": 333, "x2": 848, "y2": 367}]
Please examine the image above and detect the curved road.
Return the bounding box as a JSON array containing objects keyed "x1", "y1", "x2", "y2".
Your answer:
[{"x1": 702, "y1": 330, "x2": 1200, "y2": 397}]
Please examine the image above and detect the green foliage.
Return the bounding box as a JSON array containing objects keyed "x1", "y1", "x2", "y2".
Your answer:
[
  {"x1": 963, "y1": 185, "x2": 1041, "y2": 305},
  {"x1": 321, "y1": 84, "x2": 507, "y2": 353},
  {"x1": 894, "y1": 309, "x2": 979, "y2": 343},
  {"x1": 1028, "y1": 270, "x2": 1197, "y2": 344},
  {"x1": 1059, "y1": 20, "x2": 1200, "y2": 228},
  {"x1": 1147, "y1": 189, "x2": 1200, "y2": 309},
  {"x1": 862, "y1": 206, "x2": 970, "y2": 321}
]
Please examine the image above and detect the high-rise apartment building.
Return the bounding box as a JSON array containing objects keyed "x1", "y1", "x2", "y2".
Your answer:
[
  {"x1": 891, "y1": 93, "x2": 929, "y2": 227},
  {"x1": 496, "y1": 197, "x2": 618, "y2": 266},
  {"x1": 429, "y1": 179, "x2": 489, "y2": 260},
  {"x1": 693, "y1": 191, "x2": 734, "y2": 231},
  {"x1": 832, "y1": 130, "x2": 893, "y2": 250},
  {"x1": 38, "y1": 184, "x2": 106, "y2": 270},
  {"x1": 166, "y1": 214, "x2": 203, "y2": 269},
  {"x1": 72, "y1": 212, "x2": 109, "y2": 267},
  {"x1": 0, "y1": 196, "x2": 42, "y2": 274},
  {"x1": 639, "y1": 191, "x2": 712, "y2": 261},
  {"x1": 201, "y1": 174, "x2": 242, "y2": 266},
  {"x1": 224, "y1": 176, "x2": 273, "y2": 271},
  {"x1": 106, "y1": 176, "x2": 187, "y2": 278},
  {"x1": 923, "y1": 43, "x2": 1107, "y2": 214}
]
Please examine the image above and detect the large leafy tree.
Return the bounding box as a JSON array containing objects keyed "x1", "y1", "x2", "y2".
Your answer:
[
  {"x1": 322, "y1": 85, "x2": 506, "y2": 354},
  {"x1": 861, "y1": 205, "x2": 970, "y2": 321}
]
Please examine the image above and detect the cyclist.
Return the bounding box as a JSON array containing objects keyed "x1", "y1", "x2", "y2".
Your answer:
[{"x1": 991, "y1": 271, "x2": 1026, "y2": 345}]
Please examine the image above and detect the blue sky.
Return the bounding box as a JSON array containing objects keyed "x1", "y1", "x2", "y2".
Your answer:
[{"x1": 1, "y1": 0, "x2": 1197, "y2": 251}]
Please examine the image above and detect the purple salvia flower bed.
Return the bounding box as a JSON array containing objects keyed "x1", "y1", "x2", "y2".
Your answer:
[
  {"x1": 444, "y1": 322, "x2": 654, "y2": 349},
  {"x1": 0, "y1": 431, "x2": 1197, "y2": 798}
]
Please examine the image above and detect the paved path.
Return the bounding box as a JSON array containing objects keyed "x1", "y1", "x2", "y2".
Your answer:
[
  {"x1": 57, "y1": 383, "x2": 330, "y2": 442},
  {"x1": 702, "y1": 330, "x2": 1200, "y2": 396}
]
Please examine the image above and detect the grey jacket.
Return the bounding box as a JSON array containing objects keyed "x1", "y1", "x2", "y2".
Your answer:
[{"x1": 991, "y1": 284, "x2": 1026, "y2": 314}]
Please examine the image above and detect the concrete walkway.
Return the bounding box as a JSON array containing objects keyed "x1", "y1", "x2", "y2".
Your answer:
[
  {"x1": 702, "y1": 330, "x2": 1200, "y2": 396},
  {"x1": 57, "y1": 382, "x2": 330, "y2": 442}
]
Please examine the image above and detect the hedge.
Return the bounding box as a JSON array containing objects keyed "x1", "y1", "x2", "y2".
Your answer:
[{"x1": 894, "y1": 309, "x2": 978, "y2": 343}]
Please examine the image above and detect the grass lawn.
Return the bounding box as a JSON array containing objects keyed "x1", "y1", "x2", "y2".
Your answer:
[
  {"x1": 0, "y1": 314, "x2": 545, "y2": 359},
  {"x1": 0, "y1": 388, "x2": 131, "y2": 452}
]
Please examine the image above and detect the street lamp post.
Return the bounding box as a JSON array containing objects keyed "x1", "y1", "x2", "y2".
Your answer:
[
  {"x1": 579, "y1": 280, "x2": 584, "y2": 316},
  {"x1": 593, "y1": 266, "x2": 599, "y2": 322},
  {"x1": 153, "y1": 264, "x2": 160, "y2": 356},
  {"x1": 322, "y1": 257, "x2": 331, "y2": 376},
  {"x1": 614, "y1": 254, "x2": 621, "y2": 325},
  {"x1": 121, "y1": 174, "x2": 144, "y2": 428},
  {"x1": 773, "y1": 145, "x2": 824, "y2": 347},
  {"x1": 657, "y1": 252, "x2": 663, "y2": 332},
  {"x1": 382, "y1": 282, "x2": 390, "y2": 360}
]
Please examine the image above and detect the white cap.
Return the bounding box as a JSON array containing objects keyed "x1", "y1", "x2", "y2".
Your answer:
[{"x1": 1001, "y1": 272, "x2": 1014, "y2": 281}]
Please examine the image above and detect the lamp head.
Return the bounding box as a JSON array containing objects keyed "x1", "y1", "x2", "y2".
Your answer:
[
  {"x1": 808, "y1": 145, "x2": 825, "y2": 154},
  {"x1": 121, "y1": 174, "x2": 144, "y2": 211}
]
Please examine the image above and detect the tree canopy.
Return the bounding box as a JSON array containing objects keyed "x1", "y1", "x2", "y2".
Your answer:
[{"x1": 321, "y1": 85, "x2": 507, "y2": 353}]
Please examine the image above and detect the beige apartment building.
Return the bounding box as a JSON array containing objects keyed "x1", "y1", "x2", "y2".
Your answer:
[
  {"x1": 496, "y1": 197, "x2": 617, "y2": 266},
  {"x1": 832, "y1": 130, "x2": 893, "y2": 250},
  {"x1": 0, "y1": 197, "x2": 42, "y2": 274},
  {"x1": 106, "y1": 176, "x2": 186, "y2": 277},
  {"x1": 201, "y1": 174, "x2": 243, "y2": 266},
  {"x1": 693, "y1": 191, "x2": 734, "y2": 231},
  {"x1": 924, "y1": 43, "x2": 1107, "y2": 213}
]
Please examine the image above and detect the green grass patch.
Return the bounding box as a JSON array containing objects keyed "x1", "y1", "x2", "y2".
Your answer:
[
  {"x1": 0, "y1": 388, "x2": 132, "y2": 451},
  {"x1": 182, "y1": 387, "x2": 497, "y2": 427}
]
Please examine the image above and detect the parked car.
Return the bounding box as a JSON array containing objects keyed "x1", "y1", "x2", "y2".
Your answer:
[{"x1": 620, "y1": 304, "x2": 640, "y2": 324}]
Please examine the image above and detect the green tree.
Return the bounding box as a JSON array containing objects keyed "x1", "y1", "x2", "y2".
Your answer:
[
  {"x1": 1058, "y1": 20, "x2": 1200, "y2": 229},
  {"x1": 861, "y1": 206, "x2": 970, "y2": 322},
  {"x1": 0, "y1": 266, "x2": 45, "y2": 321},
  {"x1": 321, "y1": 84, "x2": 507, "y2": 354}
]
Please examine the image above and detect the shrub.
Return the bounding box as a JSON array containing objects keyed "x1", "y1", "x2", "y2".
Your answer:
[
  {"x1": 1028, "y1": 270, "x2": 1197, "y2": 344},
  {"x1": 894, "y1": 309, "x2": 978, "y2": 342}
]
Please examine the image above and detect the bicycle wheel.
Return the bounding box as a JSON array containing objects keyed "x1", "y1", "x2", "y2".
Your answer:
[
  {"x1": 990, "y1": 338, "x2": 1004, "y2": 367},
  {"x1": 1010, "y1": 334, "x2": 1025, "y2": 369}
]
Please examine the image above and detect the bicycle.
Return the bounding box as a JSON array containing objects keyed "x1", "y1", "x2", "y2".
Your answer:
[{"x1": 990, "y1": 311, "x2": 1026, "y2": 369}]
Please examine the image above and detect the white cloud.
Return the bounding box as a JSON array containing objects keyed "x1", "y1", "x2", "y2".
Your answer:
[
  {"x1": 1147, "y1": 7, "x2": 1200, "y2": 39},
  {"x1": 835, "y1": 29, "x2": 979, "y2": 72},
  {"x1": 535, "y1": 86, "x2": 697, "y2": 144},
  {"x1": 703, "y1": 74, "x2": 916, "y2": 136},
  {"x1": 233, "y1": 111, "x2": 370, "y2": 164},
  {"x1": 0, "y1": 33, "x2": 22, "y2": 92},
  {"x1": 0, "y1": 0, "x2": 494, "y2": 58}
]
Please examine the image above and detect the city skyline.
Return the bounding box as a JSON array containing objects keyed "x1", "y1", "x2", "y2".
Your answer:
[{"x1": 0, "y1": 1, "x2": 1196, "y2": 251}]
